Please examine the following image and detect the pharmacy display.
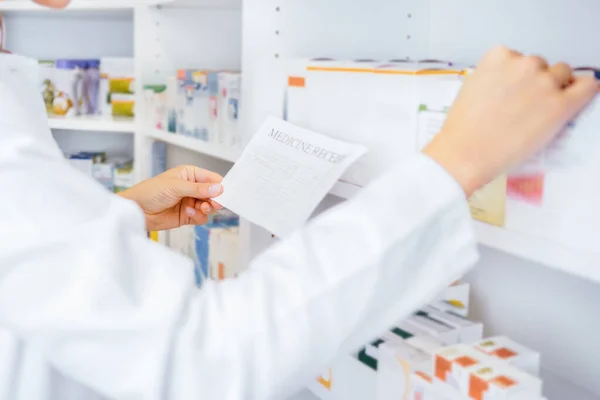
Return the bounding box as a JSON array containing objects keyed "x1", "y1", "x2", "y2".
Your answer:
[
  {"x1": 308, "y1": 282, "x2": 545, "y2": 400},
  {"x1": 284, "y1": 59, "x2": 600, "y2": 255},
  {"x1": 216, "y1": 117, "x2": 366, "y2": 237},
  {"x1": 40, "y1": 58, "x2": 135, "y2": 118},
  {"x1": 167, "y1": 210, "x2": 241, "y2": 288},
  {"x1": 144, "y1": 69, "x2": 242, "y2": 149},
  {"x1": 66, "y1": 151, "x2": 135, "y2": 194}
]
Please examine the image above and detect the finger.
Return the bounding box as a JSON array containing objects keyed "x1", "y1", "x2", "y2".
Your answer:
[
  {"x1": 178, "y1": 165, "x2": 223, "y2": 183},
  {"x1": 525, "y1": 55, "x2": 549, "y2": 70},
  {"x1": 173, "y1": 180, "x2": 223, "y2": 199},
  {"x1": 562, "y1": 76, "x2": 599, "y2": 116},
  {"x1": 187, "y1": 212, "x2": 209, "y2": 226},
  {"x1": 549, "y1": 62, "x2": 573, "y2": 88},
  {"x1": 209, "y1": 200, "x2": 223, "y2": 210},
  {"x1": 481, "y1": 46, "x2": 522, "y2": 65},
  {"x1": 199, "y1": 201, "x2": 214, "y2": 215},
  {"x1": 185, "y1": 200, "x2": 209, "y2": 225}
]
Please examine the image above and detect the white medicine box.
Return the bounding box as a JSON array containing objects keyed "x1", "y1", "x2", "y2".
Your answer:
[{"x1": 284, "y1": 59, "x2": 464, "y2": 188}]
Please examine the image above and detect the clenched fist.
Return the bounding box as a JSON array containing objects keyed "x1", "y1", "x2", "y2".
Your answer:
[{"x1": 425, "y1": 46, "x2": 598, "y2": 196}]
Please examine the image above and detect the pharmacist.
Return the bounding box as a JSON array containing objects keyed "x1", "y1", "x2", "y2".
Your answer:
[{"x1": 0, "y1": 1, "x2": 597, "y2": 399}]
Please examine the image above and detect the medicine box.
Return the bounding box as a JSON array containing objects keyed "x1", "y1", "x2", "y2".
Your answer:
[
  {"x1": 218, "y1": 72, "x2": 241, "y2": 146},
  {"x1": 418, "y1": 305, "x2": 483, "y2": 344},
  {"x1": 376, "y1": 341, "x2": 434, "y2": 400},
  {"x1": 208, "y1": 227, "x2": 241, "y2": 280},
  {"x1": 285, "y1": 58, "x2": 464, "y2": 187},
  {"x1": 194, "y1": 214, "x2": 240, "y2": 287},
  {"x1": 474, "y1": 336, "x2": 541, "y2": 377},
  {"x1": 434, "y1": 344, "x2": 542, "y2": 400},
  {"x1": 112, "y1": 158, "x2": 135, "y2": 193},
  {"x1": 177, "y1": 69, "x2": 210, "y2": 140},
  {"x1": 208, "y1": 71, "x2": 220, "y2": 143},
  {"x1": 430, "y1": 282, "x2": 471, "y2": 317},
  {"x1": 406, "y1": 315, "x2": 461, "y2": 345},
  {"x1": 434, "y1": 344, "x2": 494, "y2": 396},
  {"x1": 377, "y1": 338, "x2": 463, "y2": 400}
]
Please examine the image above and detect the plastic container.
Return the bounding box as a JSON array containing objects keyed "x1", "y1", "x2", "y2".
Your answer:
[
  {"x1": 84, "y1": 60, "x2": 101, "y2": 114},
  {"x1": 99, "y1": 58, "x2": 135, "y2": 116},
  {"x1": 112, "y1": 157, "x2": 135, "y2": 193},
  {"x1": 144, "y1": 84, "x2": 167, "y2": 130},
  {"x1": 53, "y1": 59, "x2": 100, "y2": 116},
  {"x1": 111, "y1": 93, "x2": 135, "y2": 117}
]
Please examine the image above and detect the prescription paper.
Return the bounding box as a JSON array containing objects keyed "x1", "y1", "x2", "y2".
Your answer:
[{"x1": 216, "y1": 117, "x2": 367, "y2": 237}]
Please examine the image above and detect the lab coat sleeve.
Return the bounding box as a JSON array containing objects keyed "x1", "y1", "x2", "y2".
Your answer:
[
  {"x1": 0, "y1": 82, "x2": 478, "y2": 400},
  {"x1": 172, "y1": 154, "x2": 479, "y2": 400}
]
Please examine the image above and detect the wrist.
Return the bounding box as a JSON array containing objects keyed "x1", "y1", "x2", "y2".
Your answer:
[
  {"x1": 422, "y1": 134, "x2": 484, "y2": 197},
  {"x1": 116, "y1": 188, "x2": 154, "y2": 230}
]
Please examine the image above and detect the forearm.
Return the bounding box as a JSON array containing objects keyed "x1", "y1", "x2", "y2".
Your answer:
[{"x1": 168, "y1": 153, "x2": 479, "y2": 399}]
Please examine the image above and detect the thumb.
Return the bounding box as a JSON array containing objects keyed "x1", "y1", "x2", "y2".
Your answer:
[{"x1": 171, "y1": 180, "x2": 223, "y2": 199}]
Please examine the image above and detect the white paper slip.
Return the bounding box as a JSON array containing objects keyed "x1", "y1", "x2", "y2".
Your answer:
[{"x1": 216, "y1": 116, "x2": 367, "y2": 237}]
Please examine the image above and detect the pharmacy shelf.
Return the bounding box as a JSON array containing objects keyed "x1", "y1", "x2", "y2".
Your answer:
[
  {"x1": 48, "y1": 115, "x2": 135, "y2": 133},
  {"x1": 327, "y1": 181, "x2": 600, "y2": 284},
  {"x1": 474, "y1": 222, "x2": 600, "y2": 283},
  {"x1": 147, "y1": 129, "x2": 241, "y2": 163},
  {"x1": 161, "y1": 0, "x2": 241, "y2": 8},
  {"x1": 0, "y1": 0, "x2": 170, "y2": 11},
  {"x1": 0, "y1": 0, "x2": 238, "y2": 11},
  {"x1": 288, "y1": 368, "x2": 599, "y2": 400}
]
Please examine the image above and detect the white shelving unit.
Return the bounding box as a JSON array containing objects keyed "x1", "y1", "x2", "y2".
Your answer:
[
  {"x1": 147, "y1": 129, "x2": 240, "y2": 162},
  {"x1": 48, "y1": 115, "x2": 134, "y2": 133},
  {"x1": 328, "y1": 184, "x2": 600, "y2": 285},
  {"x1": 3, "y1": 0, "x2": 138, "y2": 179},
  {"x1": 0, "y1": 0, "x2": 165, "y2": 11}
]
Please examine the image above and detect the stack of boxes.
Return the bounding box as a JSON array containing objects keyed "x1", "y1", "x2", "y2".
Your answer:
[
  {"x1": 284, "y1": 59, "x2": 466, "y2": 189},
  {"x1": 311, "y1": 283, "x2": 546, "y2": 400},
  {"x1": 101, "y1": 58, "x2": 136, "y2": 118},
  {"x1": 66, "y1": 152, "x2": 134, "y2": 193},
  {"x1": 154, "y1": 69, "x2": 241, "y2": 147},
  {"x1": 193, "y1": 210, "x2": 242, "y2": 287},
  {"x1": 40, "y1": 57, "x2": 135, "y2": 119}
]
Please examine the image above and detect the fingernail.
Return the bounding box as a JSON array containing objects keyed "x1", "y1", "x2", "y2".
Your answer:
[
  {"x1": 208, "y1": 184, "x2": 222, "y2": 196},
  {"x1": 186, "y1": 207, "x2": 196, "y2": 217},
  {"x1": 204, "y1": 203, "x2": 213, "y2": 213}
]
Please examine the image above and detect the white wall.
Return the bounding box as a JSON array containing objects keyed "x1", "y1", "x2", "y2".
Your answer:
[{"x1": 4, "y1": 12, "x2": 134, "y2": 59}]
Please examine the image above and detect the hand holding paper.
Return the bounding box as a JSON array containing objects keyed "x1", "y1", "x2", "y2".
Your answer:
[{"x1": 216, "y1": 117, "x2": 367, "y2": 237}]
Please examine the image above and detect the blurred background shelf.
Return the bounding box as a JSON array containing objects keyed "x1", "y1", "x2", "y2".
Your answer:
[
  {"x1": 147, "y1": 129, "x2": 241, "y2": 163},
  {"x1": 0, "y1": 0, "x2": 240, "y2": 12},
  {"x1": 48, "y1": 115, "x2": 135, "y2": 133},
  {"x1": 327, "y1": 182, "x2": 600, "y2": 285},
  {"x1": 0, "y1": 0, "x2": 162, "y2": 11},
  {"x1": 474, "y1": 221, "x2": 600, "y2": 284}
]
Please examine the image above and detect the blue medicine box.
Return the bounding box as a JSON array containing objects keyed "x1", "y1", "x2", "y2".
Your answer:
[{"x1": 193, "y1": 213, "x2": 239, "y2": 287}]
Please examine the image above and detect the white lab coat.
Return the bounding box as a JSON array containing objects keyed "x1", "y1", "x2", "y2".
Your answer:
[{"x1": 0, "y1": 53, "x2": 479, "y2": 400}]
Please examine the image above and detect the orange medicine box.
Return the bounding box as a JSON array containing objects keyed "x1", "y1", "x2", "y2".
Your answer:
[
  {"x1": 474, "y1": 336, "x2": 540, "y2": 377},
  {"x1": 435, "y1": 345, "x2": 487, "y2": 395},
  {"x1": 434, "y1": 345, "x2": 542, "y2": 400},
  {"x1": 468, "y1": 363, "x2": 542, "y2": 400}
]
